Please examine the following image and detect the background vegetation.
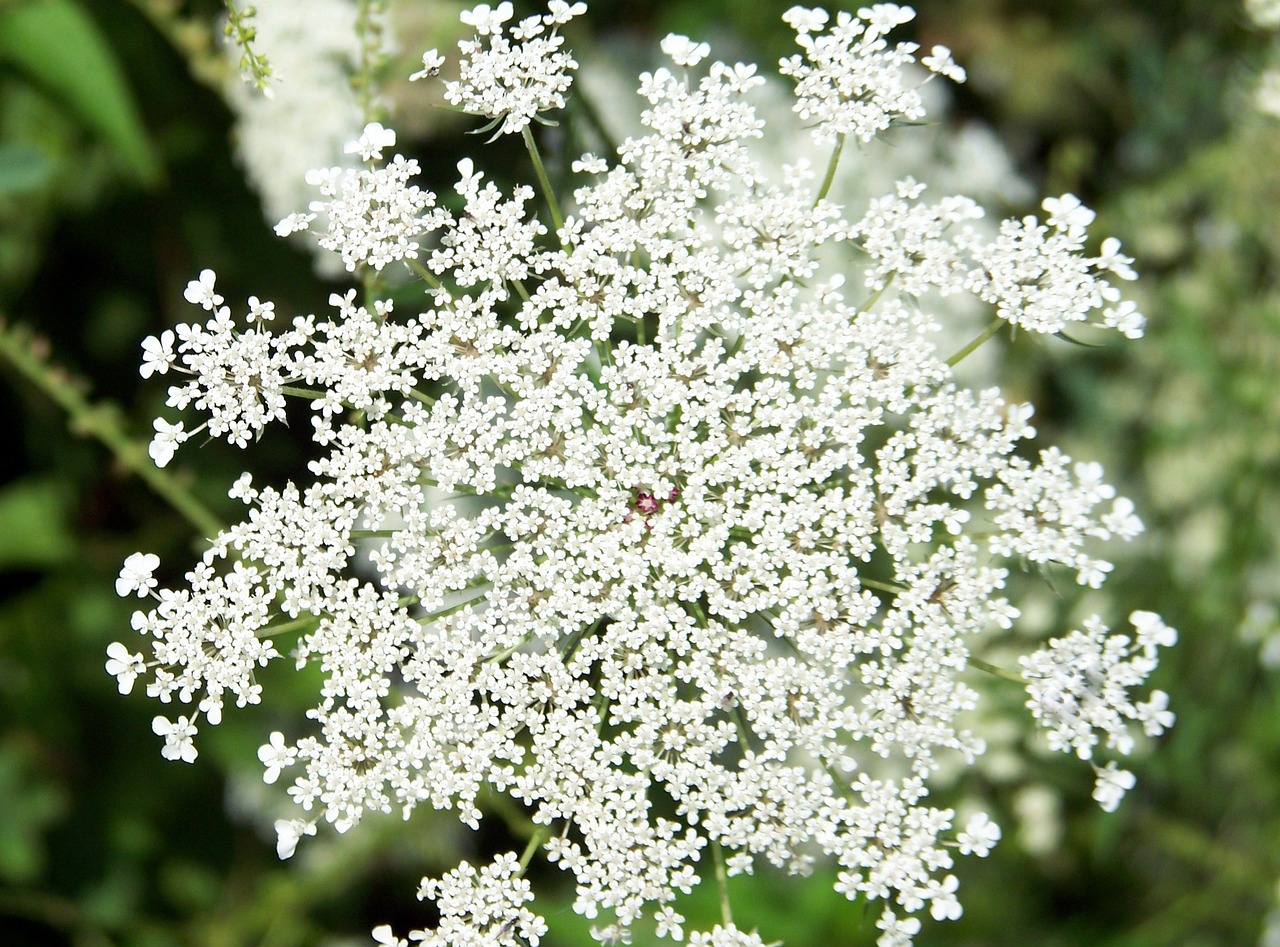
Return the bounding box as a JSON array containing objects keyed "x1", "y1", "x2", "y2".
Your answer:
[{"x1": 1, "y1": 1, "x2": 1278, "y2": 944}]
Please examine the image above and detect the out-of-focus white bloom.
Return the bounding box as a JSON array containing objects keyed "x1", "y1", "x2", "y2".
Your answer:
[
  {"x1": 222, "y1": 0, "x2": 384, "y2": 271},
  {"x1": 1248, "y1": 0, "x2": 1280, "y2": 29},
  {"x1": 956, "y1": 812, "x2": 1001, "y2": 857},
  {"x1": 1257, "y1": 68, "x2": 1280, "y2": 117},
  {"x1": 1092, "y1": 761, "x2": 1137, "y2": 813}
]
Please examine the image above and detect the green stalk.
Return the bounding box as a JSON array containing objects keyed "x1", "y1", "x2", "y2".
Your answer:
[
  {"x1": 518, "y1": 823, "x2": 552, "y2": 874},
  {"x1": 945, "y1": 317, "x2": 1004, "y2": 368},
  {"x1": 968, "y1": 656, "x2": 1024, "y2": 685},
  {"x1": 711, "y1": 843, "x2": 734, "y2": 926},
  {"x1": 814, "y1": 132, "x2": 846, "y2": 205},
  {"x1": 523, "y1": 125, "x2": 565, "y2": 235}
]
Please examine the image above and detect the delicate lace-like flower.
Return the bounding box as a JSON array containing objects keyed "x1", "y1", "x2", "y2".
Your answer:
[
  {"x1": 152, "y1": 714, "x2": 198, "y2": 763},
  {"x1": 444, "y1": 0, "x2": 586, "y2": 136},
  {"x1": 105, "y1": 642, "x2": 146, "y2": 694},
  {"x1": 183, "y1": 269, "x2": 223, "y2": 310},
  {"x1": 119, "y1": 5, "x2": 1170, "y2": 945},
  {"x1": 116, "y1": 552, "x2": 161, "y2": 597},
  {"x1": 1021, "y1": 612, "x2": 1176, "y2": 791},
  {"x1": 345, "y1": 122, "x2": 397, "y2": 162},
  {"x1": 140, "y1": 331, "x2": 176, "y2": 379},
  {"x1": 274, "y1": 818, "x2": 316, "y2": 859},
  {"x1": 258, "y1": 730, "x2": 296, "y2": 784},
  {"x1": 781, "y1": 5, "x2": 951, "y2": 144}
]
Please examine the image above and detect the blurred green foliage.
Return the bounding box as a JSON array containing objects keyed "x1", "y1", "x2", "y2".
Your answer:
[{"x1": 1, "y1": 0, "x2": 1279, "y2": 945}]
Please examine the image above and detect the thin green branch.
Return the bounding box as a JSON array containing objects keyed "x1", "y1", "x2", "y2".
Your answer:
[
  {"x1": 0, "y1": 319, "x2": 223, "y2": 539},
  {"x1": 522, "y1": 125, "x2": 565, "y2": 235},
  {"x1": 945, "y1": 316, "x2": 1004, "y2": 368},
  {"x1": 518, "y1": 823, "x2": 552, "y2": 874},
  {"x1": 814, "y1": 132, "x2": 846, "y2": 205},
  {"x1": 968, "y1": 656, "x2": 1024, "y2": 685},
  {"x1": 711, "y1": 843, "x2": 734, "y2": 927}
]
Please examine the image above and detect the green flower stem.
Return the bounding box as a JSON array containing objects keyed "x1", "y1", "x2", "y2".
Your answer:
[
  {"x1": 518, "y1": 823, "x2": 553, "y2": 874},
  {"x1": 968, "y1": 656, "x2": 1024, "y2": 685},
  {"x1": 279, "y1": 385, "x2": 327, "y2": 400},
  {"x1": 859, "y1": 577, "x2": 908, "y2": 595},
  {"x1": 405, "y1": 258, "x2": 447, "y2": 293},
  {"x1": 815, "y1": 132, "x2": 846, "y2": 205},
  {"x1": 711, "y1": 843, "x2": 734, "y2": 927},
  {"x1": 945, "y1": 316, "x2": 1004, "y2": 368},
  {"x1": 257, "y1": 613, "x2": 321, "y2": 638},
  {"x1": 0, "y1": 319, "x2": 223, "y2": 539},
  {"x1": 522, "y1": 125, "x2": 565, "y2": 236},
  {"x1": 415, "y1": 589, "x2": 491, "y2": 624}
]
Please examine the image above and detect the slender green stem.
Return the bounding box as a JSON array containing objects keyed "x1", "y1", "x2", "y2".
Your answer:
[
  {"x1": 945, "y1": 317, "x2": 1004, "y2": 368},
  {"x1": 512, "y1": 279, "x2": 531, "y2": 303},
  {"x1": 518, "y1": 823, "x2": 552, "y2": 874},
  {"x1": 860, "y1": 577, "x2": 908, "y2": 595},
  {"x1": 257, "y1": 613, "x2": 321, "y2": 637},
  {"x1": 854, "y1": 274, "x2": 894, "y2": 316},
  {"x1": 968, "y1": 656, "x2": 1024, "y2": 685},
  {"x1": 280, "y1": 385, "x2": 327, "y2": 400},
  {"x1": 416, "y1": 588, "x2": 491, "y2": 623},
  {"x1": 406, "y1": 258, "x2": 447, "y2": 293},
  {"x1": 522, "y1": 126, "x2": 565, "y2": 235},
  {"x1": 814, "y1": 133, "x2": 846, "y2": 205},
  {"x1": 711, "y1": 843, "x2": 734, "y2": 926},
  {"x1": 0, "y1": 320, "x2": 223, "y2": 539}
]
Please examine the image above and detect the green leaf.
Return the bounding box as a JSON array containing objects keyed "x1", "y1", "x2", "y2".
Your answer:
[
  {"x1": 0, "y1": 141, "x2": 53, "y2": 194},
  {"x1": 0, "y1": 0, "x2": 161, "y2": 185},
  {"x1": 0, "y1": 477, "x2": 75, "y2": 569}
]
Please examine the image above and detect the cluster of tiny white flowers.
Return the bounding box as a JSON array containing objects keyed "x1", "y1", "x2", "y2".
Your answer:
[
  {"x1": 854, "y1": 183, "x2": 1145, "y2": 338},
  {"x1": 111, "y1": 5, "x2": 1173, "y2": 946},
  {"x1": 435, "y1": 0, "x2": 588, "y2": 137},
  {"x1": 278, "y1": 125, "x2": 452, "y2": 272},
  {"x1": 1020, "y1": 611, "x2": 1177, "y2": 811},
  {"x1": 780, "y1": 4, "x2": 958, "y2": 143}
]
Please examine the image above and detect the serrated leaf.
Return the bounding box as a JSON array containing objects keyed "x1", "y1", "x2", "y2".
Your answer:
[{"x1": 0, "y1": 0, "x2": 160, "y2": 185}]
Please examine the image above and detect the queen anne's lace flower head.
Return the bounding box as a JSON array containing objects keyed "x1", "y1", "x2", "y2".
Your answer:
[
  {"x1": 115, "y1": 5, "x2": 1172, "y2": 945},
  {"x1": 439, "y1": 0, "x2": 588, "y2": 137}
]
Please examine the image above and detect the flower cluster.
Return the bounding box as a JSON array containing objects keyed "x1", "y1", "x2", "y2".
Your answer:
[
  {"x1": 781, "y1": 4, "x2": 962, "y2": 143},
  {"x1": 854, "y1": 181, "x2": 1144, "y2": 338},
  {"x1": 427, "y1": 0, "x2": 588, "y2": 137},
  {"x1": 1020, "y1": 611, "x2": 1177, "y2": 811},
  {"x1": 112, "y1": 5, "x2": 1172, "y2": 945}
]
